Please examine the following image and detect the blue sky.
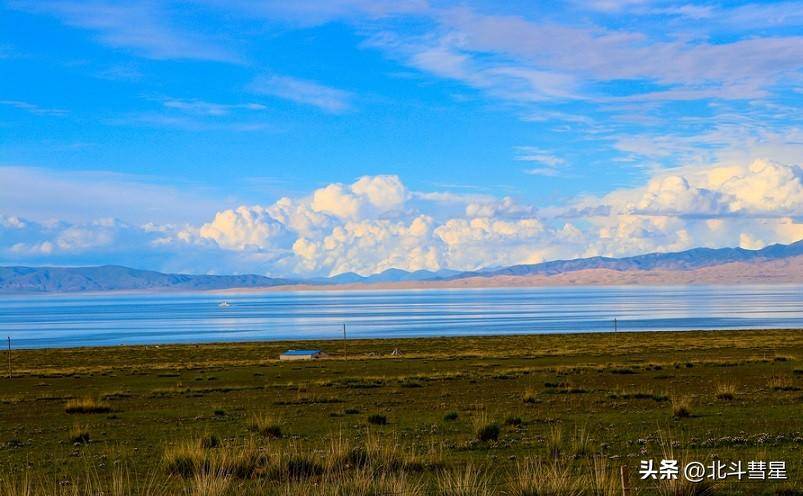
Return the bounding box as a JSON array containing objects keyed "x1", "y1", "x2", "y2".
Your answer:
[{"x1": 1, "y1": 1, "x2": 803, "y2": 276}]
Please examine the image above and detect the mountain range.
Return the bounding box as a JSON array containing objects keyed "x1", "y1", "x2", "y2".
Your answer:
[{"x1": 1, "y1": 239, "x2": 802, "y2": 293}]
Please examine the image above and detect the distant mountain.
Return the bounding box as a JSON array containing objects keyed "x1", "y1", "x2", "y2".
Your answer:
[
  {"x1": 468, "y1": 239, "x2": 803, "y2": 279},
  {"x1": 2, "y1": 240, "x2": 802, "y2": 293},
  {"x1": 0, "y1": 265, "x2": 290, "y2": 293},
  {"x1": 321, "y1": 268, "x2": 462, "y2": 285}
]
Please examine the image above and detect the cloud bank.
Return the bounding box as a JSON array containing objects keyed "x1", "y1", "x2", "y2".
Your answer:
[{"x1": 2, "y1": 159, "x2": 802, "y2": 277}]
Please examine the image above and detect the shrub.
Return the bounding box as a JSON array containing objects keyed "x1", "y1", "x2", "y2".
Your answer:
[
  {"x1": 213, "y1": 408, "x2": 226, "y2": 417},
  {"x1": 247, "y1": 413, "x2": 283, "y2": 438},
  {"x1": 344, "y1": 408, "x2": 360, "y2": 415},
  {"x1": 367, "y1": 414, "x2": 388, "y2": 425},
  {"x1": 65, "y1": 397, "x2": 112, "y2": 414},
  {"x1": 443, "y1": 411, "x2": 459, "y2": 421}
]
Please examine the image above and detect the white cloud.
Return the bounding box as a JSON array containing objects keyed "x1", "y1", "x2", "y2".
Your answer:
[
  {"x1": 198, "y1": 206, "x2": 289, "y2": 250},
  {"x1": 162, "y1": 99, "x2": 266, "y2": 116},
  {"x1": 515, "y1": 147, "x2": 566, "y2": 167},
  {"x1": 465, "y1": 196, "x2": 534, "y2": 219},
  {"x1": 248, "y1": 74, "x2": 353, "y2": 113},
  {"x1": 4, "y1": 163, "x2": 803, "y2": 277},
  {"x1": 293, "y1": 216, "x2": 440, "y2": 275},
  {"x1": 633, "y1": 175, "x2": 729, "y2": 217},
  {"x1": 10, "y1": 0, "x2": 238, "y2": 62},
  {"x1": 309, "y1": 175, "x2": 408, "y2": 219}
]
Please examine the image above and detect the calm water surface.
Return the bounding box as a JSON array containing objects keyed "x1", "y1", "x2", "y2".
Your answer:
[{"x1": 2, "y1": 285, "x2": 803, "y2": 348}]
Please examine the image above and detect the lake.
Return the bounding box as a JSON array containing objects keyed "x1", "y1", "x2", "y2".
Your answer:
[{"x1": 2, "y1": 285, "x2": 803, "y2": 348}]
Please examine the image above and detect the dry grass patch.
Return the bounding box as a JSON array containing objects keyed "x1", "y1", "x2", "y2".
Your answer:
[
  {"x1": 68, "y1": 423, "x2": 90, "y2": 444},
  {"x1": 64, "y1": 397, "x2": 111, "y2": 414},
  {"x1": 472, "y1": 409, "x2": 500, "y2": 442},
  {"x1": 437, "y1": 464, "x2": 492, "y2": 496},
  {"x1": 769, "y1": 375, "x2": 800, "y2": 391},
  {"x1": 162, "y1": 437, "x2": 269, "y2": 480},
  {"x1": 715, "y1": 383, "x2": 736, "y2": 400},
  {"x1": 327, "y1": 431, "x2": 442, "y2": 475},
  {"x1": 506, "y1": 459, "x2": 584, "y2": 496},
  {"x1": 589, "y1": 457, "x2": 621, "y2": 496},
  {"x1": 571, "y1": 425, "x2": 593, "y2": 457},
  {"x1": 671, "y1": 395, "x2": 692, "y2": 418},
  {"x1": 247, "y1": 413, "x2": 283, "y2": 439},
  {"x1": 546, "y1": 425, "x2": 563, "y2": 459},
  {"x1": 280, "y1": 469, "x2": 425, "y2": 496}
]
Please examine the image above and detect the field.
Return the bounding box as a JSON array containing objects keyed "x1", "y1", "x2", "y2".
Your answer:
[{"x1": 0, "y1": 329, "x2": 801, "y2": 495}]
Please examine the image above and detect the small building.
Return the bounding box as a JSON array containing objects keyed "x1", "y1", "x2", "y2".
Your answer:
[{"x1": 279, "y1": 349, "x2": 324, "y2": 361}]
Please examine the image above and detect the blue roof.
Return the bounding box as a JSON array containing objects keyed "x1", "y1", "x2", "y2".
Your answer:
[{"x1": 282, "y1": 349, "x2": 321, "y2": 355}]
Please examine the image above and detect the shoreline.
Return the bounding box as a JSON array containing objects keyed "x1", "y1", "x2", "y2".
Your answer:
[
  {"x1": 2, "y1": 277, "x2": 803, "y2": 297},
  {"x1": 9, "y1": 326, "x2": 803, "y2": 353}
]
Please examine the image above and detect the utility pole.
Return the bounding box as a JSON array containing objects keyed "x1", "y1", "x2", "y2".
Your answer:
[
  {"x1": 342, "y1": 323, "x2": 347, "y2": 357},
  {"x1": 614, "y1": 318, "x2": 618, "y2": 334},
  {"x1": 6, "y1": 337, "x2": 11, "y2": 379}
]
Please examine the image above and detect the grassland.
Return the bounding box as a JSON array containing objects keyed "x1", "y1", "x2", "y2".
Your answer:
[{"x1": 0, "y1": 329, "x2": 801, "y2": 495}]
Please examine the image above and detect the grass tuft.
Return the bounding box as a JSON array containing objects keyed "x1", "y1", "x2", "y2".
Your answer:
[
  {"x1": 506, "y1": 458, "x2": 584, "y2": 496},
  {"x1": 247, "y1": 413, "x2": 283, "y2": 438},
  {"x1": 200, "y1": 433, "x2": 221, "y2": 449},
  {"x1": 68, "y1": 423, "x2": 91, "y2": 444},
  {"x1": 715, "y1": 383, "x2": 736, "y2": 400},
  {"x1": 671, "y1": 395, "x2": 692, "y2": 418},
  {"x1": 571, "y1": 425, "x2": 592, "y2": 457},
  {"x1": 546, "y1": 425, "x2": 563, "y2": 459},
  {"x1": 769, "y1": 376, "x2": 800, "y2": 391},
  {"x1": 437, "y1": 465, "x2": 492, "y2": 496},
  {"x1": 64, "y1": 397, "x2": 112, "y2": 414}
]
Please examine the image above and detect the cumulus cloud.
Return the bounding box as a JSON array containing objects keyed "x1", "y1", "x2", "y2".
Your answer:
[
  {"x1": 633, "y1": 176, "x2": 729, "y2": 217},
  {"x1": 198, "y1": 206, "x2": 289, "y2": 250},
  {"x1": 309, "y1": 175, "x2": 408, "y2": 219},
  {"x1": 3, "y1": 162, "x2": 803, "y2": 277}
]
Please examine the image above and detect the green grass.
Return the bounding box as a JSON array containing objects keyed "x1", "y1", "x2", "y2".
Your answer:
[{"x1": 0, "y1": 329, "x2": 802, "y2": 494}]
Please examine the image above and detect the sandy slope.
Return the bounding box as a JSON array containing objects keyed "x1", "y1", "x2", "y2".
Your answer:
[{"x1": 215, "y1": 255, "x2": 803, "y2": 293}]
